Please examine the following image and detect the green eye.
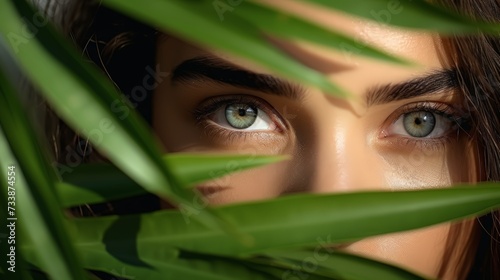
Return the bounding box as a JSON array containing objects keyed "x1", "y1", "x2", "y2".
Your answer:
[
  {"x1": 403, "y1": 111, "x2": 436, "y2": 137},
  {"x1": 225, "y1": 104, "x2": 258, "y2": 129}
]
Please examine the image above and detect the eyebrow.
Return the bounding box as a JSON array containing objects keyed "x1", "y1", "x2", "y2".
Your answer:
[
  {"x1": 171, "y1": 55, "x2": 458, "y2": 106},
  {"x1": 366, "y1": 69, "x2": 458, "y2": 106},
  {"x1": 171, "y1": 56, "x2": 304, "y2": 100}
]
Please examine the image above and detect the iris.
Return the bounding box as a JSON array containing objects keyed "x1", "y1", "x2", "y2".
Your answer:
[
  {"x1": 225, "y1": 104, "x2": 258, "y2": 129},
  {"x1": 403, "y1": 111, "x2": 436, "y2": 137}
]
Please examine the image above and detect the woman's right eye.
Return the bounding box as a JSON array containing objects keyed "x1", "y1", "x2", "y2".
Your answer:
[
  {"x1": 212, "y1": 103, "x2": 277, "y2": 131},
  {"x1": 194, "y1": 95, "x2": 286, "y2": 137}
]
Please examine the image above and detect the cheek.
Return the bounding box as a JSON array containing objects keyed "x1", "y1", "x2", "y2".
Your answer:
[
  {"x1": 346, "y1": 140, "x2": 474, "y2": 278},
  {"x1": 345, "y1": 224, "x2": 451, "y2": 278},
  {"x1": 191, "y1": 160, "x2": 294, "y2": 206},
  {"x1": 377, "y1": 140, "x2": 471, "y2": 190}
]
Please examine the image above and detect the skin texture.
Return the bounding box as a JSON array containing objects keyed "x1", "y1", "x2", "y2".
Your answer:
[{"x1": 153, "y1": 1, "x2": 477, "y2": 278}]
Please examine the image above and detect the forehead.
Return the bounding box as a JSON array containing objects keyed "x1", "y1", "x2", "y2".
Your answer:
[
  {"x1": 157, "y1": 0, "x2": 447, "y2": 100},
  {"x1": 259, "y1": 0, "x2": 445, "y2": 62}
]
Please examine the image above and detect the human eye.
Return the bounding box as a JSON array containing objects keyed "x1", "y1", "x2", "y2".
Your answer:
[
  {"x1": 381, "y1": 102, "x2": 471, "y2": 148},
  {"x1": 193, "y1": 95, "x2": 287, "y2": 143}
]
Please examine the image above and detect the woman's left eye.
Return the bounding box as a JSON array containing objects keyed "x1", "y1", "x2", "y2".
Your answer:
[
  {"x1": 387, "y1": 110, "x2": 455, "y2": 138},
  {"x1": 212, "y1": 103, "x2": 276, "y2": 131}
]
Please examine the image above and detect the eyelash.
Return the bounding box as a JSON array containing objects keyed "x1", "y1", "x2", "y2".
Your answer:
[
  {"x1": 193, "y1": 96, "x2": 472, "y2": 150},
  {"x1": 382, "y1": 102, "x2": 472, "y2": 150},
  {"x1": 193, "y1": 95, "x2": 285, "y2": 141}
]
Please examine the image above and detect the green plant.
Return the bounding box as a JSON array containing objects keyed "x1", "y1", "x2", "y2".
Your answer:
[{"x1": 1, "y1": 0, "x2": 500, "y2": 279}]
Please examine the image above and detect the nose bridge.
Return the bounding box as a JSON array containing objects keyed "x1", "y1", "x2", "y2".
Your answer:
[{"x1": 308, "y1": 118, "x2": 385, "y2": 193}]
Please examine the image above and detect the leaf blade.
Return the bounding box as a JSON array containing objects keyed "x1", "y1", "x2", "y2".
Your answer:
[
  {"x1": 0, "y1": 0, "x2": 193, "y2": 206},
  {"x1": 0, "y1": 61, "x2": 86, "y2": 280},
  {"x1": 264, "y1": 250, "x2": 427, "y2": 280},
  {"x1": 66, "y1": 185, "x2": 500, "y2": 257},
  {"x1": 299, "y1": 0, "x2": 500, "y2": 34},
  {"x1": 235, "y1": 1, "x2": 410, "y2": 65},
  {"x1": 58, "y1": 154, "x2": 287, "y2": 207},
  {"x1": 102, "y1": 0, "x2": 347, "y2": 97}
]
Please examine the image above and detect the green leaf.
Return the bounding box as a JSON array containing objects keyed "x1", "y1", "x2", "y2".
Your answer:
[
  {"x1": 264, "y1": 250, "x2": 427, "y2": 280},
  {"x1": 21, "y1": 246, "x2": 278, "y2": 280},
  {"x1": 301, "y1": 0, "x2": 500, "y2": 34},
  {"x1": 234, "y1": 1, "x2": 410, "y2": 65},
  {"x1": 80, "y1": 249, "x2": 278, "y2": 280},
  {"x1": 1, "y1": 0, "x2": 241, "y2": 236},
  {"x1": 101, "y1": 0, "x2": 347, "y2": 97},
  {"x1": 21, "y1": 237, "x2": 336, "y2": 280},
  {"x1": 0, "y1": 66, "x2": 85, "y2": 279},
  {"x1": 0, "y1": 0, "x2": 195, "y2": 207},
  {"x1": 59, "y1": 154, "x2": 288, "y2": 207},
  {"x1": 65, "y1": 185, "x2": 500, "y2": 257}
]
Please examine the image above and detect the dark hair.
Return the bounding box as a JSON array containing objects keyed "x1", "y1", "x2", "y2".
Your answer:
[
  {"x1": 47, "y1": 0, "x2": 500, "y2": 279},
  {"x1": 434, "y1": 1, "x2": 500, "y2": 278}
]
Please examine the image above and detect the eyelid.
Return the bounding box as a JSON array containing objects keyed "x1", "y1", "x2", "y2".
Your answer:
[
  {"x1": 193, "y1": 94, "x2": 287, "y2": 133},
  {"x1": 380, "y1": 101, "x2": 469, "y2": 139}
]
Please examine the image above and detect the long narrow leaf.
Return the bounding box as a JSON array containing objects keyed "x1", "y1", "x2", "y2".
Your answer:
[
  {"x1": 59, "y1": 154, "x2": 288, "y2": 207},
  {"x1": 20, "y1": 246, "x2": 277, "y2": 280},
  {"x1": 264, "y1": 250, "x2": 426, "y2": 280},
  {"x1": 102, "y1": 0, "x2": 347, "y2": 97},
  {"x1": 0, "y1": 0, "x2": 194, "y2": 208},
  {"x1": 0, "y1": 0, "x2": 243, "y2": 234},
  {"x1": 64, "y1": 185, "x2": 500, "y2": 257},
  {"x1": 20, "y1": 239, "x2": 338, "y2": 280},
  {"x1": 300, "y1": 0, "x2": 500, "y2": 34},
  {"x1": 0, "y1": 71, "x2": 85, "y2": 279},
  {"x1": 234, "y1": 1, "x2": 409, "y2": 65}
]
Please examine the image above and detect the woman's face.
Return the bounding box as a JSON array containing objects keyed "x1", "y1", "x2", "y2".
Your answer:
[{"x1": 153, "y1": 1, "x2": 476, "y2": 278}]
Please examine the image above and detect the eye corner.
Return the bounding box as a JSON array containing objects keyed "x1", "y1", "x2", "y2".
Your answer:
[{"x1": 378, "y1": 127, "x2": 391, "y2": 139}]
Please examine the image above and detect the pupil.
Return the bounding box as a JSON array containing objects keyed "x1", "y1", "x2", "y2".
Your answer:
[
  {"x1": 225, "y1": 104, "x2": 258, "y2": 129},
  {"x1": 414, "y1": 118, "x2": 422, "y2": 125}
]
